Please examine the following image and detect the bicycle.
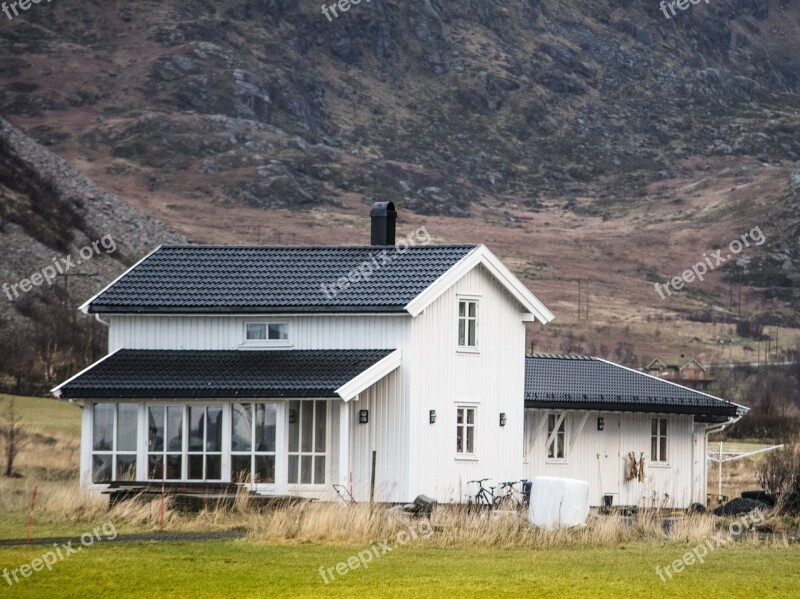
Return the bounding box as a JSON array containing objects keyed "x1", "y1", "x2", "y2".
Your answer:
[
  {"x1": 494, "y1": 480, "x2": 530, "y2": 511},
  {"x1": 467, "y1": 478, "x2": 496, "y2": 511}
]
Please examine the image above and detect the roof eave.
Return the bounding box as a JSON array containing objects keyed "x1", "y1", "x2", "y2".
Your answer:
[{"x1": 404, "y1": 245, "x2": 554, "y2": 323}]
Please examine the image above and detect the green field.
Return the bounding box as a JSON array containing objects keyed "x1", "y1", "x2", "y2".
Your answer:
[
  {"x1": 0, "y1": 541, "x2": 798, "y2": 598},
  {"x1": 0, "y1": 394, "x2": 81, "y2": 437},
  {"x1": 1, "y1": 394, "x2": 798, "y2": 597}
]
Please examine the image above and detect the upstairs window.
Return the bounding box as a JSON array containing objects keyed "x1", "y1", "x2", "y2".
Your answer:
[
  {"x1": 458, "y1": 300, "x2": 478, "y2": 349},
  {"x1": 245, "y1": 322, "x2": 289, "y2": 345},
  {"x1": 651, "y1": 418, "x2": 668, "y2": 463}
]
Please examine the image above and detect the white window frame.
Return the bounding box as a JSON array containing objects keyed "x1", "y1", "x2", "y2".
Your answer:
[
  {"x1": 242, "y1": 321, "x2": 291, "y2": 348},
  {"x1": 545, "y1": 412, "x2": 567, "y2": 463},
  {"x1": 146, "y1": 405, "x2": 186, "y2": 482},
  {"x1": 457, "y1": 297, "x2": 479, "y2": 352},
  {"x1": 186, "y1": 404, "x2": 224, "y2": 482},
  {"x1": 91, "y1": 403, "x2": 138, "y2": 483},
  {"x1": 230, "y1": 402, "x2": 278, "y2": 485},
  {"x1": 651, "y1": 417, "x2": 669, "y2": 466},
  {"x1": 287, "y1": 400, "x2": 329, "y2": 487},
  {"x1": 455, "y1": 405, "x2": 477, "y2": 460}
]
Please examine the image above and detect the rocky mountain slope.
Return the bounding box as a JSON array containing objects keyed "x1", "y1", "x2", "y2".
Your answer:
[
  {"x1": 1, "y1": 0, "x2": 799, "y2": 358},
  {"x1": 0, "y1": 118, "x2": 185, "y2": 320}
]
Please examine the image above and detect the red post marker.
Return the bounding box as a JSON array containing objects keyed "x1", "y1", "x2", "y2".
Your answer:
[{"x1": 26, "y1": 486, "x2": 38, "y2": 545}]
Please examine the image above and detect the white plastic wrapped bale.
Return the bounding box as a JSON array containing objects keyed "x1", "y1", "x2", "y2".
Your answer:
[{"x1": 528, "y1": 476, "x2": 590, "y2": 530}]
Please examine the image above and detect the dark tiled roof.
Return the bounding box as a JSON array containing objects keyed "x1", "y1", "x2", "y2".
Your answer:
[
  {"x1": 56, "y1": 349, "x2": 394, "y2": 399},
  {"x1": 524, "y1": 354, "x2": 743, "y2": 419},
  {"x1": 88, "y1": 245, "x2": 476, "y2": 314}
]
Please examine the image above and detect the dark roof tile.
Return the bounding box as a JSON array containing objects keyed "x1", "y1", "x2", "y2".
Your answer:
[
  {"x1": 88, "y1": 245, "x2": 476, "y2": 313},
  {"x1": 525, "y1": 354, "x2": 742, "y2": 419},
  {"x1": 57, "y1": 349, "x2": 394, "y2": 399}
]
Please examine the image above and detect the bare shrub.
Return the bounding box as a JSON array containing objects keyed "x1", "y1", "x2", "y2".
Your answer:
[
  {"x1": 757, "y1": 441, "x2": 800, "y2": 514},
  {"x1": 1, "y1": 399, "x2": 28, "y2": 477}
]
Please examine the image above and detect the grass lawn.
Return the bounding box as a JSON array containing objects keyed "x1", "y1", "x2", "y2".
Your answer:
[
  {"x1": 0, "y1": 394, "x2": 81, "y2": 437},
  {"x1": 0, "y1": 541, "x2": 798, "y2": 598}
]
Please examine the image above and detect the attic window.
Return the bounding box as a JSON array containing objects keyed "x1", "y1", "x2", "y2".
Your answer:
[{"x1": 245, "y1": 322, "x2": 289, "y2": 345}]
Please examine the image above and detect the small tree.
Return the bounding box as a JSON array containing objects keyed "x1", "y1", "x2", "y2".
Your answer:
[{"x1": 1, "y1": 399, "x2": 27, "y2": 477}]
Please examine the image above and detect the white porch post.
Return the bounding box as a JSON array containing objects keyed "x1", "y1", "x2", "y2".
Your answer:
[
  {"x1": 80, "y1": 401, "x2": 93, "y2": 487},
  {"x1": 339, "y1": 400, "x2": 350, "y2": 488}
]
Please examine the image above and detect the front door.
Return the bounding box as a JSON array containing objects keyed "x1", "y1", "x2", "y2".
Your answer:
[{"x1": 600, "y1": 414, "x2": 621, "y2": 502}]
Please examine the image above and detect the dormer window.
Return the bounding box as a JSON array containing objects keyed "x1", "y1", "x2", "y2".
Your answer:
[{"x1": 244, "y1": 322, "x2": 289, "y2": 346}]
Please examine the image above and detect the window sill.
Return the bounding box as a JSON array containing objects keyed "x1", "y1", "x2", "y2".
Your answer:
[
  {"x1": 649, "y1": 462, "x2": 671, "y2": 469},
  {"x1": 545, "y1": 459, "x2": 568, "y2": 465},
  {"x1": 455, "y1": 455, "x2": 478, "y2": 462},
  {"x1": 456, "y1": 347, "x2": 480, "y2": 355},
  {"x1": 239, "y1": 342, "x2": 293, "y2": 349}
]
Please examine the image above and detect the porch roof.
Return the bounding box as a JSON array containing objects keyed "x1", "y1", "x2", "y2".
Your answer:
[
  {"x1": 52, "y1": 349, "x2": 399, "y2": 401},
  {"x1": 524, "y1": 354, "x2": 747, "y2": 421}
]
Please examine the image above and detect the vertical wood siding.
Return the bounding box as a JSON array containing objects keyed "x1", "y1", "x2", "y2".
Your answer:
[
  {"x1": 524, "y1": 409, "x2": 699, "y2": 508},
  {"x1": 108, "y1": 314, "x2": 410, "y2": 352},
  {"x1": 407, "y1": 264, "x2": 527, "y2": 503}
]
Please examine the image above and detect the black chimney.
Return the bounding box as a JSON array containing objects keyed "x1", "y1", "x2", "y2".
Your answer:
[{"x1": 370, "y1": 201, "x2": 397, "y2": 246}]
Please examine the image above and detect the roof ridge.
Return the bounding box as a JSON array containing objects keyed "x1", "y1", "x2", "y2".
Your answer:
[
  {"x1": 526, "y1": 353, "x2": 596, "y2": 360},
  {"x1": 157, "y1": 244, "x2": 479, "y2": 250}
]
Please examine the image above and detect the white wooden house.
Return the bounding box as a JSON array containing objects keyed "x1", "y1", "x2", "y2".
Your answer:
[{"x1": 53, "y1": 203, "x2": 746, "y2": 508}]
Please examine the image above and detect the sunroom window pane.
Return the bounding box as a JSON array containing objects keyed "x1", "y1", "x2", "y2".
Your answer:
[
  {"x1": 255, "y1": 456, "x2": 276, "y2": 484},
  {"x1": 166, "y1": 407, "x2": 183, "y2": 452},
  {"x1": 232, "y1": 455, "x2": 252, "y2": 482},
  {"x1": 314, "y1": 456, "x2": 326, "y2": 485},
  {"x1": 117, "y1": 404, "x2": 138, "y2": 452},
  {"x1": 188, "y1": 407, "x2": 204, "y2": 451},
  {"x1": 231, "y1": 404, "x2": 253, "y2": 452},
  {"x1": 301, "y1": 402, "x2": 314, "y2": 452},
  {"x1": 166, "y1": 455, "x2": 182, "y2": 480},
  {"x1": 116, "y1": 455, "x2": 137, "y2": 481},
  {"x1": 148, "y1": 407, "x2": 165, "y2": 452},
  {"x1": 256, "y1": 404, "x2": 276, "y2": 452},
  {"x1": 148, "y1": 455, "x2": 164, "y2": 480},
  {"x1": 300, "y1": 456, "x2": 312, "y2": 484},
  {"x1": 288, "y1": 402, "x2": 300, "y2": 453},
  {"x1": 207, "y1": 407, "x2": 223, "y2": 452},
  {"x1": 206, "y1": 455, "x2": 222, "y2": 481},
  {"x1": 93, "y1": 404, "x2": 114, "y2": 451},
  {"x1": 92, "y1": 455, "x2": 112, "y2": 482},
  {"x1": 314, "y1": 402, "x2": 327, "y2": 453},
  {"x1": 189, "y1": 455, "x2": 204, "y2": 480}
]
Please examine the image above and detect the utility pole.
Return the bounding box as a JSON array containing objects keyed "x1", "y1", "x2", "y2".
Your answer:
[{"x1": 585, "y1": 281, "x2": 590, "y2": 323}]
